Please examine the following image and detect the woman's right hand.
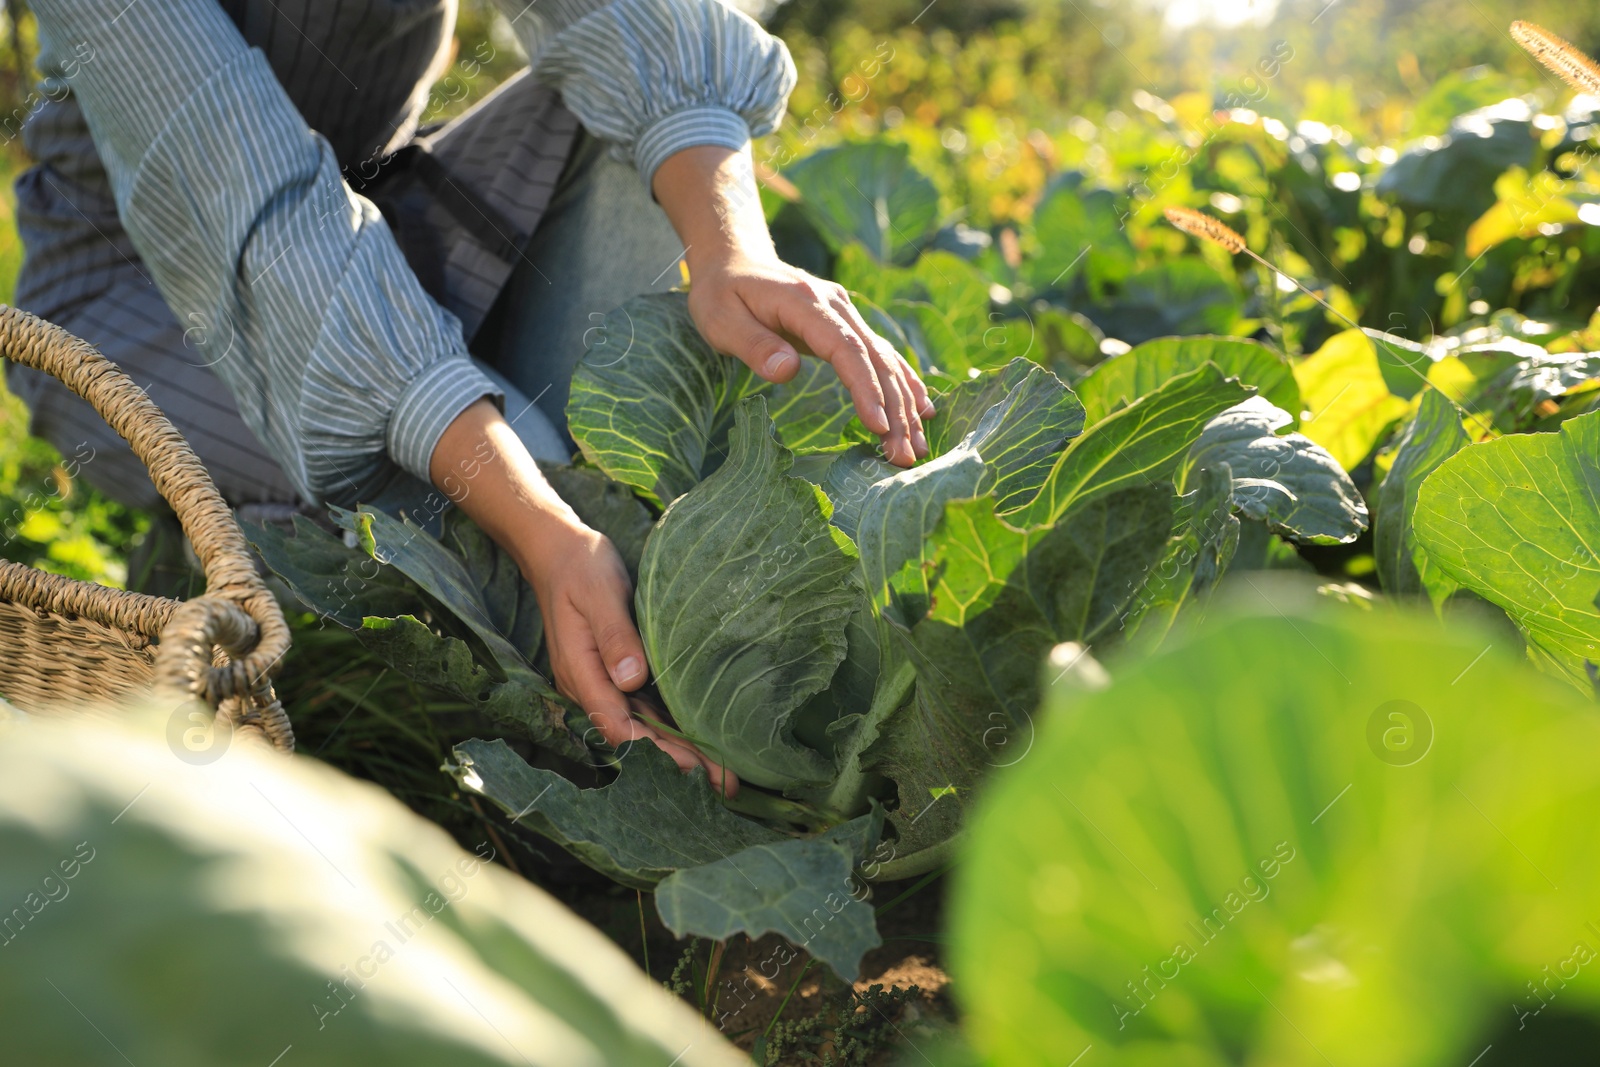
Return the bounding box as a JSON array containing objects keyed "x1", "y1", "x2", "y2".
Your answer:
[
  {"x1": 519, "y1": 517, "x2": 739, "y2": 796},
  {"x1": 431, "y1": 398, "x2": 737, "y2": 795}
]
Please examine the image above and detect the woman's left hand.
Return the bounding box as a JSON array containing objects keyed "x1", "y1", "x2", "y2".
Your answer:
[{"x1": 653, "y1": 145, "x2": 934, "y2": 468}]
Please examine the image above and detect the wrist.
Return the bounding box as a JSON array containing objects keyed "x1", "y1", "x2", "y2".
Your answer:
[
  {"x1": 504, "y1": 499, "x2": 595, "y2": 586},
  {"x1": 430, "y1": 398, "x2": 598, "y2": 588},
  {"x1": 689, "y1": 234, "x2": 775, "y2": 276},
  {"x1": 655, "y1": 144, "x2": 774, "y2": 277}
]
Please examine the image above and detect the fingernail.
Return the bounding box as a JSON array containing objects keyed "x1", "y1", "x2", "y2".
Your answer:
[
  {"x1": 764, "y1": 350, "x2": 796, "y2": 377},
  {"x1": 869, "y1": 403, "x2": 889, "y2": 432},
  {"x1": 913, "y1": 427, "x2": 928, "y2": 453},
  {"x1": 613, "y1": 656, "x2": 644, "y2": 684}
]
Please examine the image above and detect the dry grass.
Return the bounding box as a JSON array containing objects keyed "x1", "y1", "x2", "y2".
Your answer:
[
  {"x1": 1510, "y1": 20, "x2": 1600, "y2": 96},
  {"x1": 1164, "y1": 205, "x2": 1247, "y2": 254}
]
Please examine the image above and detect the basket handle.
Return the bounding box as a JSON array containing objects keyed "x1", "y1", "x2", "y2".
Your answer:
[{"x1": 0, "y1": 305, "x2": 291, "y2": 733}]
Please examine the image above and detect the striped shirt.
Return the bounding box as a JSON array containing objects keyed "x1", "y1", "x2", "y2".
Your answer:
[{"x1": 23, "y1": 0, "x2": 795, "y2": 505}]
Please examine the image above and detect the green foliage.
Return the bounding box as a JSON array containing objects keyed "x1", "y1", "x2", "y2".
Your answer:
[
  {"x1": 787, "y1": 141, "x2": 941, "y2": 264},
  {"x1": 19, "y1": 8, "x2": 1600, "y2": 1050},
  {"x1": 0, "y1": 711, "x2": 747, "y2": 1066},
  {"x1": 565, "y1": 293, "x2": 864, "y2": 507},
  {"x1": 767, "y1": 0, "x2": 1600, "y2": 345},
  {"x1": 449, "y1": 738, "x2": 784, "y2": 890},
  {"x1": 1009, "y1": 364, "x2": 1250, "y2": 527},
  {"x1": 450, "y1": 738, "x2": 884, "y2": 979},
  {"x1": 1293, "y1": 329, "x2": 1411, "y2": 470},
  {"x1": 1376, "y1": 100, "x2": 1536, "y2": 218},
  {"x1": 249, "y1": 510, "x2": 582, "y2": 760},
  {"x1": 653, "y1": 812, "x2": 884, "y2": 982},
  {"x1": 951, "y1": 588, "x2": 1600, "y2": 1064},
  {"x1": 1414, "y1": 408, "x2": 1600, "y2": 687},
  {"x1": 1374, "y1": 388, "x2": 1470, "y2": 598},
  {"x1": 637, "y1": 399, "x2": 860, "y2": 789},
  {"x1": 355, "y1": 313, "x2": 1349, "y2": 959},
  {"x1": 1184, "y1": 396, "x2": 1367, "y2": 544},
  {"x1": 1077, "y1": 336, "x2": 1300, "y2": 425},
  {"x1": 0, "y1": 390, "x2": 146, "y2": 587},
  {"x1": 868, "y1": 484, "x2": 1175, "y2": 873},
  {"x1": 252, "y1": 216, "x2": 1369, "y2": 971},
  {"x1": 1025, "y1": 179, "x2": 1135, "y2": 293},
  {"x1": 759, "y1": 982, "x2": 923, "y2": 1067}
]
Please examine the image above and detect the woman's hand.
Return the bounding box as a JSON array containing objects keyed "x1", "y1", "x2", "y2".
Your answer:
[
  {"x1": 430, "y1": 400, "x2": 737, "y2": 795},
  {"x1": 653, "y1": 145, "x2": 934, "y2": 467},
  {"x1": 521, "y1": 518, "x2": 737, "y2": 793}
]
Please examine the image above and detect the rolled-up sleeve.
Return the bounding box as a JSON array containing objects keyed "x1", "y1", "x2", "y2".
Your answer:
[
  {"x1": 498, "y1": 0, "x2": 797, "y2": 190},
  {"x1": 29, "y1": 0, "x2": 500, "y2": 506}
]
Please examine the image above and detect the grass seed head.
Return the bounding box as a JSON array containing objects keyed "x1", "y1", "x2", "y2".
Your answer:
[
  {"x1": 1164, "y1": 205, "x2": 1247, "y2": 254},
  {"x1": 1510, "y1": 21, "x2": 1600, "y2": 97}
]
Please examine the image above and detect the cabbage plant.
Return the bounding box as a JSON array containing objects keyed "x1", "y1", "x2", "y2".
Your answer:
[
  {"x1": 0, "y1": 708, "x2": 745, "y2": 1067},
  {"x1": 254, "y1": 292, "x2": 1366, "y2": 979},
  {"x1": 952, "y1": 583, "x2": 1600, "y2": 1065}
]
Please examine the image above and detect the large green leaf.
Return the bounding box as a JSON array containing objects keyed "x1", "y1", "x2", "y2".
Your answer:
[
  {"x1": 450, "y1": 738, "x2": 782, "y2": 890},
  {"x1": 866, "y1": 484, "x2": 1175, "y2": 875},
  {"x1": 836, "y1": 246, "x2": 990, "y2": 349},
  {"x1": 247, "y1": 513, "x2": 425, "y2": 630},
  {"x1": 926, "y1": 358, "x2": 1086, "y2": 511},
  {"x1": 786, "y1": 141, "x2": 940, "y2": 264},
  {"x1": 1414, "y1": 408, "x2": 1600, "y2": 685},
  {"x1": 903, "y1": 484, "x2": 1173, "y2": 717},
  {"x1": 566, "y1": 293, "x2": 862, "y2": 507},
  {"x1": 566, "y1": 292, "x2": 744, "y2": 506},
  {"x1": 249, "y1": 514, "x2": 579, "y2": 755},
  {"x1": 852, "y1": 363, "x2": 1088, "y2": 622},
  {"x1": 1185, "y1": 397, "x2": 1368, "y2": 545},
  {"x1": 1295, "y1": 328, "x2": 1410, "y2": 470},
  {"x1": 331, "y1": 505, "x2": 540, "y2": 679},
  {"x1": 1077, "y1": 336, "x2": 1300, "y2": 425},
  {"x1": 857, "y1": 376, "x2": 1092, "y2": 620},
  {"x1": 1376, "y1": 98, "x2": 1536, "y2": 216},
  {"x1": 1025, "y1": 180, "x2": 1136, "y2": 293},
  {"x1": 819, "y1": 445, "x2": 902, "y2": 541},
  {"x1": 1121, "y1": 465, "x2": 1240, "y2": 649},
  {"x1": 1375, "y1": 389, "x2": 1471, "y2": 598},
  {"x1": 0, "y1": 714, "x2": 747, "y2": 1067},
  {"x1": 857, "y1": 445, "x2": 990, "y2": 625},
  {"x1": 951, "y1": 591, "x2": 1600, "y2": 1066},
  {"x1": 439, "y1": 507, "x2": 544, "y2": 658},
  {"x1": 357, "y1": 613, "x2": 563, "y2": 730},
  {"x1": 654, "y1": 812, "x2": 884, "y2": 982},
  {"x1": 1008, "y1": 364, "x2": 1252, "y2": 528},
  {"x1": 635, "y1": 398, "x2": 860, "y2": 790}
]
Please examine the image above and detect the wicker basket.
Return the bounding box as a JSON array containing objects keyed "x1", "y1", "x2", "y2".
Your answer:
[{"x1": 0, "y1": 305, "x2": 293, "y2": 751}]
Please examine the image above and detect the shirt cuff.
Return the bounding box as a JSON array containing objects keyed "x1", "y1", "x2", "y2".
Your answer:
[
  {"x1": 387, "y1": 357, "x2": 504, "y2": 486},
  {"x1": 634, "y1": 105, "x2": 752, "y2": 193}
]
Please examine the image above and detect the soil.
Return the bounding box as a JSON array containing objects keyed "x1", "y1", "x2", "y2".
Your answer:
[{"x1": 538, "y1": 861, "x2": 959, "y2": 1066}]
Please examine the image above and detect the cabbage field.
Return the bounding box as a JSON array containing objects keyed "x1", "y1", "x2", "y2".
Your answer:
[{"x1": 11, "y1": 1, "x2": 1600, "y2": 1063}]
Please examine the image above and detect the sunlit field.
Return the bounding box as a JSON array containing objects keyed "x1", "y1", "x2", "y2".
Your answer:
[{"x1": 7, "y1": 0, "x2": 1600, "y2": 1062}]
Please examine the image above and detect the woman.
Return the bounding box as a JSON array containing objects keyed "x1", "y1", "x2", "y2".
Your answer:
[{"x1": 9, "y1": 0, "x2": 933, "y2": 789}]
